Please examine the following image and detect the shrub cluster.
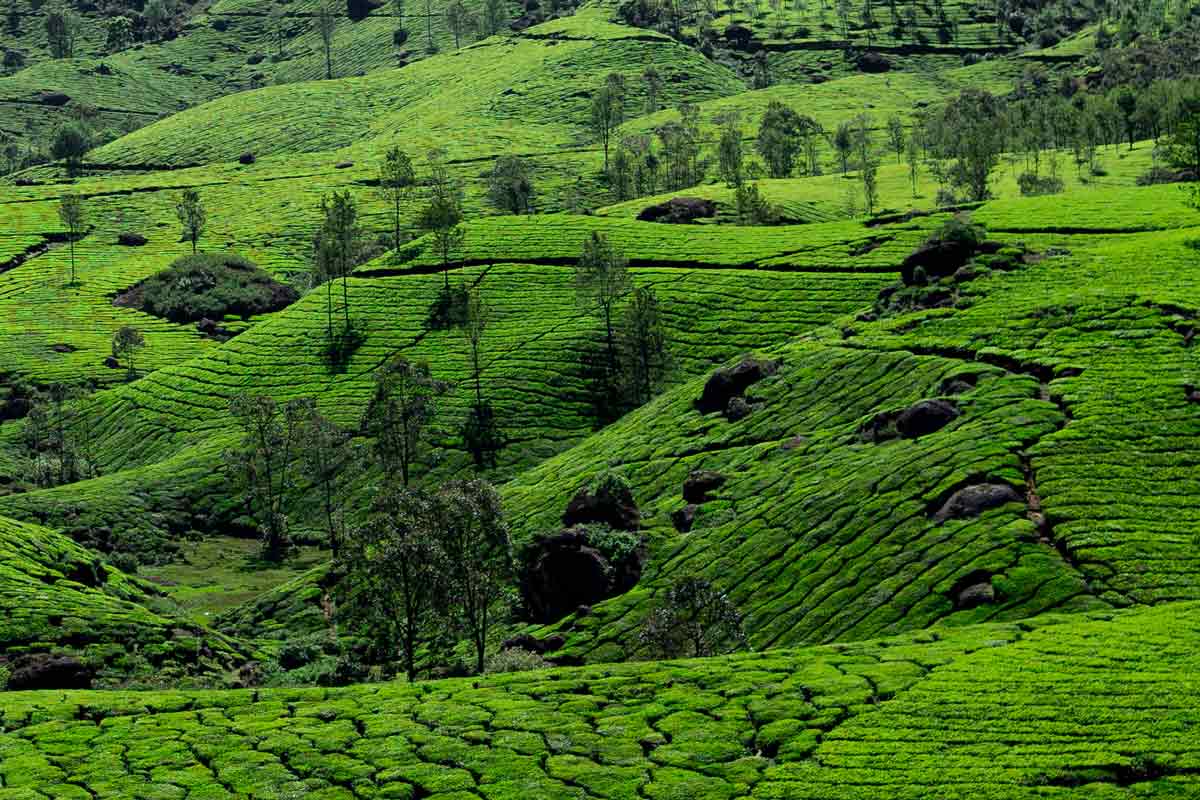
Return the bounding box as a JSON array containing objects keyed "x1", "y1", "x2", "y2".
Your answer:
[{"x1": 121, "y1": 252, "x2": 298, "y2": 323}]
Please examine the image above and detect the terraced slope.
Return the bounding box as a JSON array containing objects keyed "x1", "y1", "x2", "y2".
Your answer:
[
  {"x1": 0, "y1": 215, "x2": 900, "y2": 555},
  {"x1": 0, "y1": 514, "x2": 250, "y2": 686},
  {"x1": 483, "y1": 182, "x2": 1200, "y2": 662},
  {"x1": 0, "y1": 602, "x2": 1195, "y2": 798}
]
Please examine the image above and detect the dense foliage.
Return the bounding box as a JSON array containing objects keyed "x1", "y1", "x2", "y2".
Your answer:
[{"x1": 126, "y1": 252, "x2": 298, "y2": 323}]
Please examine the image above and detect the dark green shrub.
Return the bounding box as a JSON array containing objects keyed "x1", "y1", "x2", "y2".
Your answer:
[
  {"x1": 425, "y1": 283, "x2": 470, "y2": 329},
  {"x1": 121, "y1": 252, "x2": 298, "y2": 323}
]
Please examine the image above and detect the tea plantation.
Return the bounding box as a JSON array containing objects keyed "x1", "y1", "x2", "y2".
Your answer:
[{"x1": 2, "y1": 0, "x2": 1200, "y2": 792}]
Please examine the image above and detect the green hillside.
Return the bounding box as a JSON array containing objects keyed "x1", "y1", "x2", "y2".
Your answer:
[{"x1": 2, "y1": 0, "x2": 1200, "y2": 791}]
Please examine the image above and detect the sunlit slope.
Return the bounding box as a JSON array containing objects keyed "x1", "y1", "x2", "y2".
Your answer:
[{"x1": 0, "y1": 602, "x2": 1196, "y2": 798}]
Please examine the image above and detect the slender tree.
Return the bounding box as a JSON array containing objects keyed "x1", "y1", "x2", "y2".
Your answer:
[
  {"x1": 111, "y1": 326, "x2": 145, "y2": 380},
  {"x1": 297, "y1": 402, "x2": 357, "y2": 556},
  {"x1": 591, "y1": 76, "x2": 626, "y2": 173},
  {"x1": 643, "y1": 66, "x2": 663, "y2": 114},
  {"x1": 337, "y1": 485, "x2": 444, "y2": 681},
  {"x1": 418, "y1": 150, "x2": 466, "y2": 287},
  {"x1": 174, "y1": 188, "x2": 206, "y2": 254},
  {"x1": 58, "y1": 193, "x2": 85, "y2": 285},
  {"x1": 435, "y1": 479, "x2": 512, "y2": 675},
  {"x1": 313, "y1": 190, "x2": 363, "y2": 339},
  {"x1": 619, "y1": 285, "x2": 670, "y2": 406},
  {"x1": 379, "y1": 146, "x2": 417, "y2": 253},
  {"x1": 362, "y1": 356, "x2": 448, "y2": 487},
  {"x1": 886, "y1": 115, "x2": 906, "y2": 163},
  {"x1": 716, "y1": 111, "x2": 744, "y2": 187},
  {"x1": 575, "y1": 232, "x2": 631, "y2": 378},
  {"x1": 755, "y1": 101, "x2": 803, "y2": 178},
  {"x1": 316, "y1": 0, "x2": 337, "y2": 79},
  {"x1": 227, "y1": 394, "x2": 308, "y2": 561},
  {"x1": 461, "y1": 288, "x2": 502, "y2": 467},
  {"x1": 44, "y1": 4, "x2": 77, "y2": 58}
]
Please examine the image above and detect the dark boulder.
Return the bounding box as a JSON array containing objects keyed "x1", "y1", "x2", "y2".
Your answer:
[
  {"x1": 335, "y1": 161, "x2": 354, "y2": 169},
  {"x1": 726, "y1": 396, "x2": 754, "y2": 421},
  {"x1": 949, "y1": 570, "x2": 997, "y2": 609},
  {"x1": 238, "y1": 151, "x2": 256, "y2": 165},
  {"x1": 38, "y1": 91, "x2": 71, "y2": 106},
  {"x1": 682, "y1": 469, "x2": 726, "y2": 503},
  {"x1": 636, "y1": 197, "x2": 716, "y2": 224},
  {"x1": 723, "y1": 24, "x2": 754, "y2": 49},
  {"x1": 393, "y1": 28, "x2": 409, "y2": 46},
  {"x1": 933, "y1": 483, "x2": 1022, "y2": 523},
  {"x1": 102, "y1": 356, "x2": 120, "y2": 369},
  {"x1": 117, "y1": 232, "x2": 147, "y2": 246},
  {"x1": 6, "y1": 654, "x2": 94, "y2": 690},
  {"x1": 520, "y1": 527, "x2": 645, "y2": 623},
  {"x1": 50, "y1": 343, "x2": 76, "y2": 353},
  {"x1": 563, "y1": 480, "x2": 639, "y2": 531},
  {"x1": 895, "y1": 399, "x2": 959, "y2": 439},
  {"x1": 901, "y1": 238, "x2": 977, "y2": 284},
  {"x1": 672, "y1": 504, "x2": 699, "y2": 533},
  {"x1": 501, "y1": 633, "x2": 566, "y2": 654},
  {"x1": 695, "y1": 356, "x2": 781, "y2": 415},
  {"x1": 856, "y1": 51, "x2": 891, "y2": 72}
]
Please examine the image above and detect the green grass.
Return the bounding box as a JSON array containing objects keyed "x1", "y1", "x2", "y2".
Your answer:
[
  {"x1": 0, "y1": 514, "x2": 251, "y2": 686},
  {"x1": 140, "y1": 536, "x2": 327, "y2": 626},
  {"x1": 0, "y1": 602, "x2": 1196, "y2": 798}
]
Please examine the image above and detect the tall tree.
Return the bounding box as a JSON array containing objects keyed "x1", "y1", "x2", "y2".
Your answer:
[
  {"x1": 174, "y1": 188, "x2": 206, "y2": 254},
  {"x1": 444, "y1": 0, "x2": 475, "y2": 48},
  {"x1": 58, "y1": 193, "x2": 85, "y2": 285},
  {"x1": 337, "y1": 485, "x2": 444, "y2": 681},
  {"x1": 268, "y1": 6, "x2": 288, "y2": 57},
  {"x1": 227, "y1": 394, "x2": 307, "y2": 561},
  {"x1": 642, "y1": 66, "x2": 663, "y2": 114},
  {"x1": 639, "y1": 576, "x2": 747, "y2": 658},
  {"x1": 379, "y1": 146, "x2": 416, "y2": 253},
  {"x1": 435, "y1": 479, "x2": 512, "y2": 675},
  {"x1": 316, "y1": 0, "x2": 337, "y2": 79},
  {"x1": 461, "y1": 288, "x2": 502, "y2": 468},
  {"x1": 44, "y1": 4, "x2": 77, "y2": 58},
  {"x1": 591, "y1": 75, "x2": 626, "y2": 173},
  {"x1": 362, "y1": 356, "x2": 447, "y2": 487},
  {"x1": 618, "y1": 285, "x2": 670, "y2": 406},
  {"x1": 482, "y1": 0, "x2": 506, "y2": 35},
  {"x1": 755, "y1": 101, "x2": 802, "y2": 178},
  {"x1": 393, "y1": 0, "x2": 405, "y2": 30},
  {"x1": 886, "y1": 115, "x2": 906, "y2": 163},
  {"x1": 296, "y1": 402, "x2": 357, "y2": 556},
  {"x1": 833, "y1": 120, "x2": 854, "y2": 175},
  {"x1": 932, "y1": 88, "x2": 1007, "y2": 202},
  {"x1": 105, "y1": 15, "x2": 133, "y2": 54},
  {"x1": 313, "y1": 190, "x2": 363, "y2": 339},
  {"x1": 51, "y1": 121, "x2": 90, "y2": 177},
  {"x1": 111, "y1": 326, "x2": 145, "y2": 380},
  {"x1": 715, "y1": 111, "x2": 744, "y2": 187},
  {"x1": 575, "y1": 232, "x2": 631, "y2": 379},
  {"x1": 485, "y1": 155, "x2": 535, "y2": 214},
  {"x1": 418, "y1": 150, "x2": 466, "y2": 287}
]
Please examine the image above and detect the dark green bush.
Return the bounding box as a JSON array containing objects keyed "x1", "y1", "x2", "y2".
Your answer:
[{"x1": 124, "y1": 252, "x2": 298, "y2": 323}]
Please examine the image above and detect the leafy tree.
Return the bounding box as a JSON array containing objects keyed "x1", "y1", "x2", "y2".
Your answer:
[
  {"x1": 482, "y1": 0, "x2": 506, "y2": 35},
  {"x1": 444, "y1": 0, "x2": 475, "y2": 48},
  {"x1": 105, "y1": 15, "x2": 133, "y2": 53},
  {"x1": 392, "y1": 0, "x2": 404, "y2": 30},
  {"x1": 576, "y1": 232, "x2": 631, "y2": 379},
  {"x1": 111, "y1": 326, "x2": 145, "y2": 379},
  {"x1": 5, "y1": 0, "x2": 19, "y2": 35},
  {"x1": 591, "y1": 75, "x2": 626, "y2": 173},
  {"x1": 886, "y1": 115, "x2": 906, "y2": 162},
  {"x1": 485, "y1": 155, "x2": 535, "y2": 214},
  {"x1": 51, "y1": 121, "x2": 90, "y2": 177},
  {"x1": 296, "y1": 403, "x2": 357, "y2": 556},
  {"x1": 418, "y1": 150, "x2": 466, "y2": 287},
  {"x1": 734, "y1": 181, "x2": 776, "y2": 224},
  {"x1": 618, "y1": 285, "x2": 669, "y2": 406},
  {"x1": 2, "y1": 49, "x2": 24, "y2": 75},
  {"x1": 435, "y1": 479, "x2": 512, "y2": 675},
  {"x1": 143, "y1": 0, "x2": 172, "y2": 41},
  {"x1": 609, "y1": 143, "x2": 633, "y2": 200},
  {"x1": 833, "y1": 120, "x2": 854, "y2": 175},
  {"x1": 642, "y1": 65, "x2": 662, "y2": 114},
  {"x1": 337, "y1": 485, "x2": 444, "y2": 681},
  {"x1": 639, "y1": 576, "x2": 747, "y2": 658},
  {"x1": 461, "y1": 288, "x2": 502, "y2": 468},
  {"x1": 379, "y1": 146, "x2": 416, "y2": 253},
  {"x1": 313, "y1": 190, "x2": 363, "y2": 339},
  {"x1": 23, "y1": 383, "x2": 95, "y2": 487},
  {"x1": 174, "y1": 188, "x2": 205, "y2": 254},
  {"x1": 57, "y1": 193, "x2": 85, "y2": 284},
  {"x1": 316, "y1": 0, "x2": 337, "y2": 79},
  {"x1": 227, "y1": 394, "x2": 308, "y2": 561},
  {"x1": 423, "y1": 0, "x2": 435, "y2": 51},
  {"x1": 755, "y1": 101, "x2": 802, "y2": 178},
  {"x1": 715, "y1": 111, "x2": 744, "y2": 187},
  {"x1": 44, "y1": 4, "x2": 77, "y2": 58},
  {"x1": 362, "y1": 356, "x2": 448, "y2": 487},
  {"x1": 906, "y1": 126, "x2": 921, "y2": 197},
  {"x1": 268, "y1": 6, "x2": 288, "y2": 57},
  {"x1": 932, "y1": 88, "x2": 1007, "y2": 202},
  {"x1": 1165, "y1": 96, "x2": 1200, "y2": 180}
]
